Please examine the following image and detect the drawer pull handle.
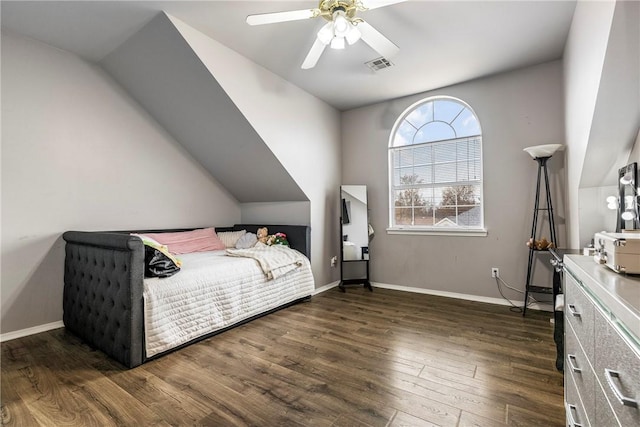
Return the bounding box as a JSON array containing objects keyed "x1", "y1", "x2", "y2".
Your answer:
[
  {"x1": 566, "y1": 403, "x2": 583, "y2": 427},
  {"x1": 567, "y1": 304, "x2": 581, "y2": 317},
  {"x1": 567, "y1": 354, "x2": 582, "y2": 373},
  {"x1": 605, "y1": 368, "x2": 638, "y2": 408}
]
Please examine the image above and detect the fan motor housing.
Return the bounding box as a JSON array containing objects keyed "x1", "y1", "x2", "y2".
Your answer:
[{"x1": 319, "y1": 0, "x2": 358, "y2": 20}]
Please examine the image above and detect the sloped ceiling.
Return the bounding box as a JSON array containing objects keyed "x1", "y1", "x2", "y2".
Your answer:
[
  {"x1": 580, "y1": 0, "x2": 640, "y2": 188},
  {"x1": 101, "y1": 12, "x2": 307, "y2": 203},
  {"x1": 0, "y1": 1, "x2": 577, "y2": 111}
]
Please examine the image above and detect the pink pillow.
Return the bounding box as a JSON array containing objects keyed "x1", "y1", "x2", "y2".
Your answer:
[{"x1": 144, "y1": 228, "x2": 225, "y2": 254}]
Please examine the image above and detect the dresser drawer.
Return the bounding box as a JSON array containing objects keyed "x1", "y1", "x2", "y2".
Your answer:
[
  {"x1": 595, "y1": 378, "x2": 619, "y2": 427},
  {"x1": 565, "y1": 273, "x2": 595, "y2": 363},
  {"x1": 594, "y1": 307, "x2": 640, "y2": 427},
  {"x1": 566, "y1": 371, "x2": 590, "y2": 427},
  {"x1": 565, "y1": 321, "x2": 595, "y2": 422}
]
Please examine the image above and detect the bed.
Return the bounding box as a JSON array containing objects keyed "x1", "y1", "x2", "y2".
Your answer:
[{"x1": 62, "y1": 224, "x2": 313, "y2": 368}]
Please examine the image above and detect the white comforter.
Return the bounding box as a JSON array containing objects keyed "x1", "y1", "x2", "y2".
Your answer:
[
  {"x1": 143, "y1": 249, "x2": 314, "y2": 357},
  {"x1": 226, "y1": 245, "x2": 304, "y2": 280}
]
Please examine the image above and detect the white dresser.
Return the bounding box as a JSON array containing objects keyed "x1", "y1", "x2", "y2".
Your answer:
[{"x1": 563, "y1": 255, "x2": 640, "y2": 427}]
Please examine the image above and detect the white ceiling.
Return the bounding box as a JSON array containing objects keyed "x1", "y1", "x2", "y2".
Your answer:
[{"x1": 1, "y1": 0, "x2": 577, "y2": 110}]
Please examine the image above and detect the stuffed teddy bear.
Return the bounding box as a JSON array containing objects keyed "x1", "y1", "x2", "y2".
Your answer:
[
  {"x1": 256, "y1": 227, "x2": 269, "y2": 245},
  {"x1": 526, "y1": 237, "x2": 555, "y2": 250}
]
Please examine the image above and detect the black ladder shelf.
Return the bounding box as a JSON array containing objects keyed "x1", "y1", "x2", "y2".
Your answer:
[{"x1": 523, "y1": 156, "x2": 557, "y2": 316}]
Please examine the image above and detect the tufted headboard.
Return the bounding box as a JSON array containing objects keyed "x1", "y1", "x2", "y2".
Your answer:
[{"x1": 227, "y1": 224, "x2": 310, "y2": 259}]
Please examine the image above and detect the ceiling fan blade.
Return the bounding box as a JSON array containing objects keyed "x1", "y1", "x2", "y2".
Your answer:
[
  {"x1": 246, "y1": 9, "x2": 318, "y2": 26},
  {"x1": 360, "y1": 0, "x2": 408, "y2": 10},
  {"x1": 358, "y1": 21, "x2": 400, "y2": 59},
  {"x1": 301, "y1": 38, "x2": 327, "y2": 69}
]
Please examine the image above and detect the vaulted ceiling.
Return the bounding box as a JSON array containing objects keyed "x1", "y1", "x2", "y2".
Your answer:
[
  {"x1": 1, "y1": 1, "x2": 585, "y2": 204},
  {"x1": 2, "y1": 1, "x2": 577, "y2": 111}
]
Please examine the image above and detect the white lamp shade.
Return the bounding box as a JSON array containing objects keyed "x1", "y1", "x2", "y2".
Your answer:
[
  {"x1": 523, "y1": 144, "x2": 564, "y2": 159},
  {"x1": 333, "y1": 11, "x2": 349, "y2": 36},
  {"x1": 330, "y1": 36, "x2": 345, "y2": 49},
  {"x1": 345, "y1": 24, "x2": 361, "y2": 45},
  {"x1": 317, "y1": 22, "x2": 334, "y2": 45}
]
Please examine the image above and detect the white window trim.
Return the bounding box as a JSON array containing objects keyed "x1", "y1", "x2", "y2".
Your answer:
[{"x1": 388, "y1": 96, "x2": 485, "y2": 233}]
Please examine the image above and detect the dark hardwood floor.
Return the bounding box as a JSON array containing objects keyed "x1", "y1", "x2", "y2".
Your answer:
[{"x1": 1, "y1": 287, "x2": 564, "y2": 426}]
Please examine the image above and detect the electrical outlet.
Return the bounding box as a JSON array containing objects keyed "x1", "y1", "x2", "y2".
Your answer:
[
  {"x1": 491, "y1": 267, "x2": 499, "y2": 278},
  {"x1": 331, "y1": 256, "x2": 337, "y2": 267}
]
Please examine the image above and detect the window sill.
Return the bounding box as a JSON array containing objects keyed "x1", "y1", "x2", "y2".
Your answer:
[{"x1": 386, "y1": 227, "x2": 488, "y2": 237}]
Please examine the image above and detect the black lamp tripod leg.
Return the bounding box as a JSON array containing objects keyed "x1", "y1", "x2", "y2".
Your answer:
[{"x1": 524, "y1": 160, "x2": 544, "y2": 316}]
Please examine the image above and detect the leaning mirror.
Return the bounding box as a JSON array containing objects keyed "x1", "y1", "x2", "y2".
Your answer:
[{"x1": 340, "y1": 185, "x2": 372, "y2": 291}]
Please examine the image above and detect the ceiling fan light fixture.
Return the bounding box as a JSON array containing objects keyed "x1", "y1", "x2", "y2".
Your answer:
[
  {"x1": 244, "y1": 0, "x2": 408, "y2": 69},
  {"x1": 317, "y1": 22, "x2": 334, "y2": 44},
  {"x1": 333, "y1": 10, "x2": 350, "y2": 36},
  {"x1": 345, "y1": 23, "x2": 361, "y2": 45},
  {"x1": 330, "y1": 36, "x2": 346, "y2": 49}
]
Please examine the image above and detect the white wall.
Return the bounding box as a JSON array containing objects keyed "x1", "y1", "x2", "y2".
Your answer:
[
  {"x1": 169, "y1": 15, "x2": 343, "y2": 287},
  {"x1": 342, "y1": 61, "x2": 566, "y2": 302},
  {"x1": 564, "y1": 0, "x2": 639, "y2": 245},
  {"x1": 1, "y1": 32, "x2": 240, "y2": 335},
  {"x1": 563, "y1": 0, "x2": 616, "y2": 247}
]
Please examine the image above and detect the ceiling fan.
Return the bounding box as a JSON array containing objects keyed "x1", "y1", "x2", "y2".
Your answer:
[{"x1": 246, "y1": 0, "x2": 407, "y2": 69}]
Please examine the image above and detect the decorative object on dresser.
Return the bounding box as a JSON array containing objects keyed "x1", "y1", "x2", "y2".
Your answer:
[
  {"x1": 62, "y1": 224, "x2": 313, "y2": 368},
  {"x1": 615, "y1": 162, "x2": 639, "y2": 231},
  {"x1": 593, "y1": 231, "x2": 640, "y2": 274},
  {"x1": 563, "y1": 255, "x2": 640, "y2": 427}
]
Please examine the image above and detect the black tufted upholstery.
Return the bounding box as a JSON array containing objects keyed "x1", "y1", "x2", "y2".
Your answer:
[
  {"x1": 63, "y1": 231, "x2": 145, "y2": 368},
  {"x1": 229, "y1": 224, "x2": 311, "y2": 259},
  {"x1": 62, "y1": 224, "x2": 310, "y2": 368}
]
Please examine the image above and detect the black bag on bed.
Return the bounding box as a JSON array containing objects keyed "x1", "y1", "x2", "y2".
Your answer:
[{"x1": 144, "y1": 245, "x2": 181, "y2": 278}]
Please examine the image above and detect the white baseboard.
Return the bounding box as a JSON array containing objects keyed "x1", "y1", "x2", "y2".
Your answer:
[
  {"x1": 1, "y1": 321, "x2": 65, "y2": 342},
  {"x1": 372, "y1": 282, "x2": 554, "y2": 312},
  {"x1": 313, "y1": 281, "x2": 339, "y2": 295}
]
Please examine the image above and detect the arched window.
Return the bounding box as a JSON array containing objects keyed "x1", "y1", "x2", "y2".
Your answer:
[{"x1": 389, "y1": 96, "x2": 484, "y2": 233}]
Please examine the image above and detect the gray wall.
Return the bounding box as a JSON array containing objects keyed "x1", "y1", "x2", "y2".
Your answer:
[
  {"x1": 1, "y1": 13, "x2": 343, "y2": 336},
  {"x1": 1, "y1": 32, "x2": 240, "y2": 335},
  {"x1": 341, "y1": 61, "x2": 566, "y2": 301}
]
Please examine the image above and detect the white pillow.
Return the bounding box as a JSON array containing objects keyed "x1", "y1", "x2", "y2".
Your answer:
[
  {"x1": 235, "y1": 232, "x2": 258, "y2": 249},
  {"x1": 218, "y1": 230, "x2": 247, "y2": 248}
]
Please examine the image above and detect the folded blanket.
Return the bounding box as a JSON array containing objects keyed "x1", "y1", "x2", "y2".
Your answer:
[{"x1": 226, "y1": 245, "x2": 304, "y2": 280}]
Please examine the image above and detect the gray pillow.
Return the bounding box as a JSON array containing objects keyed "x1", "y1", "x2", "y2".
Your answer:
[{"x1": 235, "y1": 232, "x2": 258, "y2": 249}]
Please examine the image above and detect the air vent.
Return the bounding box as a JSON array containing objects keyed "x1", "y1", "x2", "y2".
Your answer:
[{"x1": 365, "y1": 57, "x2": 393, "y2": 71}]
